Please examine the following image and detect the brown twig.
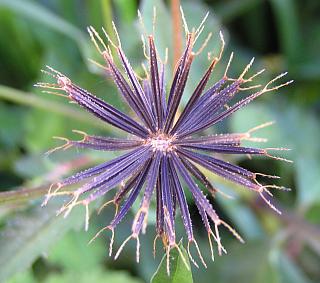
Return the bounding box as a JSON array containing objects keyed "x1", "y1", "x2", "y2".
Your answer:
[{"x1": 171, "y1": 0, "x2": 182, "y2": 67}]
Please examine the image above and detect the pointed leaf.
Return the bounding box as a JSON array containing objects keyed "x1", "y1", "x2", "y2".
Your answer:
[{"x1": 151, "y1": 244, "x2": 193, "y2": 283}]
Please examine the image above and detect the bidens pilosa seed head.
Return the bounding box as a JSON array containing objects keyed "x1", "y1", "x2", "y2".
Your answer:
[{"x1": 35, "y1": 8, "x2": 292, "y2": 274}]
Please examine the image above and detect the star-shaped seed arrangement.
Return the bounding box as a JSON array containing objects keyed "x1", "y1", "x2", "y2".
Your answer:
[{"x1": 35, "y1": 10, "x2": 292, "y2": 274}]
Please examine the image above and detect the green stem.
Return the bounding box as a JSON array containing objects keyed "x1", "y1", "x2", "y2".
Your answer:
[
  {"x1": 114, "y1": 0, "x2": 136, "y2": 24},
  {"x1": 101, "y1": 0, "x2": 117, "y2": 49},
  {"x1": 269, "y1": 0, "x2": 301, "y2": 68},
  {"x1": 0, "y1": 186, "x2": 48, "y2": 205},
  {"x1": 0, "y1": 84, "x2": 111, "y2": 131}
]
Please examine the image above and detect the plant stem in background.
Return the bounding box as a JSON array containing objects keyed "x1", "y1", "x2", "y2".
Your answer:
[
  {"x1": 101, "y1": 0, "x2": 117, "y2": 58},
  {"x1": 0, "y1": 85, "x2": 112, "y2": 131},
  {"x1": 114, "y1": 0, "x2": 136, "y2": 24},
  {"x1": 171, "y1": 0, "x2": 182, "y2": 67},
  {"x1": 0, "y1": 156, "x2": 92, "y2": 205}
]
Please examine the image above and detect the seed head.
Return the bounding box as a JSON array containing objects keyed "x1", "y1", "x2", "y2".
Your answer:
[{"x1": 35, "y1": 9, "x2": 292, "y2": 274}]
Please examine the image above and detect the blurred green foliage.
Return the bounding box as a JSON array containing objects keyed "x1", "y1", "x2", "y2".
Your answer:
[{"x1": 0, "y1": 0, "x2": 319, "y2": 282}]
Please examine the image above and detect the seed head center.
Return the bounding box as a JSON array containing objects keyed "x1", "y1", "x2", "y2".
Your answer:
[{"x1": 147, "y1": 134, "x2": 175, "y2": 152}]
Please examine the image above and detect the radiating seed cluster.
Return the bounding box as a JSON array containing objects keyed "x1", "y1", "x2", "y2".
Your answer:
[{"x1": 35, "y1": 9, "x2": 292, "y2": 274}]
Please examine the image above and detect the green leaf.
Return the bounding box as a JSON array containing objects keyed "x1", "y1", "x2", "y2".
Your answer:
[
  {"x1": 151, "y1": 244, "x2": 193, "y2": 283},
  {"x1": 6, "y1": 270, "x2": 38, "y2": 283},
  {"x1": 14, "y1": 154, "x2": 53, "y2": 179},
  {"x1": 215, "y1": 0, "x2": 263, "y2": 23},
  {"x1": 47, "y1": 230, "x2": 106, "y2": 272},
  {"x1": 25, "y1": 111, "x2": 68, "y2": 153},
  {"x1": 0, "y1": 103, "x2": 26, "y2": 149},
  {"x1": 279, "y1": 107, "x2": 320, "y2": 209},
  {"x1": 230, "y1": 103, "x2": 281, "y2": 149},
  {"x1": 296, "y1": 156, "x2": 320, "y2": 209},
  {"x1": 269, "y1": 0, "x2": 302, "y2": 67},
  {"x1": 0, "y1": 0, "x2": 91, "y2": 66},
  {"x1": 0, "y1": 201, "x2": 86, "y2": 282},
  {"x1": 140, "y1": 0, "x2": 173, "y2": 65},
  {"x1": 230, "y1": 102, "x2": 320, "y2": 209},
  {"x1": 44, "y1": 268, "x2": 143, "y2": 283},
  {"x1": 216, "y1": 241, "x2": 279, "y2": 283},
  {"x1": 217, "y1": 184, "x2": 264, "y2": 240}
]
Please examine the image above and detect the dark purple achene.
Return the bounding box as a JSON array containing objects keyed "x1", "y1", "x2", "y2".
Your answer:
[{"x1": 36, "y1": 17, "x2": 292, "y2": 272}]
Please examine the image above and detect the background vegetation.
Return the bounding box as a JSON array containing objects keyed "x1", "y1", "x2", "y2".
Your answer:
[{"x1": 0, "y1": 0, "x2": 319, "y2": 282}]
